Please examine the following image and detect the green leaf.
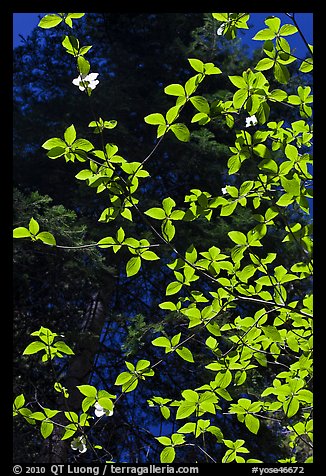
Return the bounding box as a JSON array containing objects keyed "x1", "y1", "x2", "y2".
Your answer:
[
  {"x1": 176, "y1": 402, "x2": 197, "y2": 420},
  {"x1": 64, "y1": 124, "x2": 76, "y2": 145},
  {"x1": 38, "y1": 14, "x2": 63, "y2": 29},
  {"x1": 13, "y1": 394, "x2": 25, "y2": 411},
  {"x1": 212, "y1": 13, "x2": 228, "y2": 22},
  {"x1": 220, "y1": 201, "x2": 237, "y2": 216},
  {"x1": 262, "y1": 325, "x2": 282, "y2": 342},
  {"x1": 160, "y1": 446, "x2": 175, "y2": 463},
  {"x1": 30, "y1": 411, "x2": 46, "y2": 421},
  {"x1": 29, "y1": 217, "x2": 39, "y2": 235},
  {"x1": 47, "y1": 147, "x2": 65, "y2": 159},
  {"x1": 253, "y1": 144, "x2": 272, "y2": 159},
  {"x1": 13, "y1": 227, "x2": 31, "y2": 239},
  {"x1": 73, "y1": 138, "x2": 93, "y2": 151},
  {"x1": 160, "y1": 406, "x2": 170, "y2": 419},
  {"x1": 97, "y1": 397, "x2": 114, "y2": 412},
  {"x1": 233, "y1": 89, "x2": 248, "y2": 109},
  {"x1": 166, "y1": 105, "x2": 182, "y2": 124},
  {"x1": 269, "y1": 89, "x2": 287, "y2": 102},
  {"x1": 159, "y1": 301, "x2": 177, "y2": 310},
  {"x1": 279, "y1": 24, "x2": 298, "y2": 36},
  {"x1": 152, "y1": 336, "x2": 171, "y2": 349},
  {"x1": 188, "y1": 58, "x2": 204, "y2": 73},
  {"x1": 299, "y1": 57, "x2": 313, "y2": 73},
  {"x1": 164, "y1": 84, "x2": 185, "y2": 96},
  {"x1": 274, "y1": 62, "x2": 290, "y2": 84},
  {"x1": 156, "y1": 436, "x2": 171, "y2": 446},
  {"x1": 185, "y1": 75, "x2": 200, "y2": 96},
  {"x1": 61, "y1": 423, "x2": 78, "y2": 440},
  {"x1": 171, "y1": 433, "x2": 185, "y2": 445},
  {"x1": 283, "y1": 397, "x2": 300, "y2": 417},
  {"x1": 212, "y1": 369, "x2": 232, "y2": 388},
  {"x1": 281, "y1": 176, "x2": 300, "y2": 197},
  {"x1": 182, "y1": 389, "x2": 199, "y2": 402},
  {"x1": 54, "y1": 341, "x2": 74, "y2": 355},
  {"x1": 245, "y1": 414, "x2": 260, "y2": 434},
  {"x1": 207, "y1": 425, "x2": 224, "y2": 441},
  {"x1": 114, "y1": 372, "x2": 132, "y2": 386},
  {"x1": 252, "y1": 28, "x2": 276, "y2": 41},
  {"x1": 255, "y1": 57, "x2": 274, "y2": 71},
  {"x1": 176, "y1": 346, "x2": 194, "y2": 363},
  {"x1": 144, "y1": 113, "x2": 166, "y2": 125},
  {"x1": 170, "y1": 123, "x2": 190, "y2": 142},
  {"x1": 166, "y1": 281, "x2": 182, "y2": 296},
  {"x1": 190, "y1": 96, "x2": 210, "y2": 113},
  {"x1": 23, "y1": 341, "x2": 46, "y2": 355},
  {"x1": 126, "y1": 256, "x2": 141, "y2": 277},
  {"x1": 62, "y1": 35, "x2": 79, "y2": 53},
  {"x1": 77, "y1": 385, "x2": 97, "y2": 398},
  {"x1": 36, "y1": 232, "x2": 56, "y2": 246},
  {"x1": 162, "y1": 219, "x2": 175, "y2": 241},
  {"x1": 178, "y1": 422, "x2": 196, "y2": 434},
  {"x1": 204, "y1": 63, "x2": 222, "y2": 75},
  {"x1": 276, "y1": 193, "x2": 293, "y2": 207},
  {"x1": 265, "y1": 16, "x2": 281, "y2": 33},
  {"x1": 77, "y1": 56, "x2": 90, "y2": 76},
  {"x1": 144, "y1": 208, "x2": 166, "y2": 220},
  {"x1": 162, "y1": 197, "x2": 175, "y2": 215},
  {"x1": 42, "y1": 138, "x2": 66, "y2": 149},
  {"x1": 41, "y1": 420, "x2": 54, "y2": 439},
  {"x1": 75, "y1": 169, "x2": 93, "y2": 181},
  {"x1": 228, "y1": 75, "x2": 247, "y2": 89},
  {"x1": 228, "y1": 231, "x2": 247, "y2": 245},
  {"x1": 141, "y1": 251, "x2": 160, "y2": 261}
]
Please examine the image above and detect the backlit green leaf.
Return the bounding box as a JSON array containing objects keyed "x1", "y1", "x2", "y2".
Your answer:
[
  {"x1": 29, "y1": 217, "x2": 39, "y2": 235},
  {"x1": 41, "y1": 420, "x2": 54, "y2": 439},
  {"x1": 38, "y1": 14, "x2": 63, "y2": 29},
  {"x1": 166, "y1": 281, "x2": 182, "y2": 296},
  {"x1": 245, "y1": 414, "x2": 260, "y2": 434},
  {"x1": 144, "y1": 113, "x2": 166, "y2": 125},
  {"x1": 23, "y1": 341, "x2": 46, "y2": 355},
  {"x1": 255, "y1": 57, "x2": 274, "y2": 71},
  {"x1": 13, "y1": 227, "x2": 31, "y2": 239},
  {"x1": 36, "y1": 232, "x2": 56, "y2": 246},
  {"x1": 164, "y1": 84, "x2": 185, "y2": 96},
  {"x1": 176, "y1": 346, "x2": 194, "y2": 363},
  {"x1": 64, "y1": 125, "x2": 76, "y2": 145},
  {"x1": 144, "y1": 208, "x2": 166, "y2": 220},
  {"x1": 170, "y1": 123, "x2": 190, "y2": 142},
  {"x1": 126, "y1": 256, "x2": 141, "y2": 277},
  {"x1": 160, "y1": 446, "x2": 175, "y2": 463}
]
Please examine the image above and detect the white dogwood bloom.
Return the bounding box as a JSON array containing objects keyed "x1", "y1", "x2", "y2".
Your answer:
[
  {"x1": 94, "y1": 402, "x2": 114, "y2": 418},
  {"x1": 71, "y1": 436, "x2": 87, "y2": 453},
  {"x1": 217, "y1": 24, "x2": 226, "y2": 35},
  {"x1": 245, "y1": 115, "x2": 258, "y2": 127},
  {"x1": 72, "y1": 72, "x2": 99, "y2": 91},
  {"x1": 221, "y1": 186, "x2": 228, "y2": 195}
]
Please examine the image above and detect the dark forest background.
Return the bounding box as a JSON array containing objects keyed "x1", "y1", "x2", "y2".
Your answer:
[{"x1": 12, "y1": 13, "x2": 312, "y2": 463}]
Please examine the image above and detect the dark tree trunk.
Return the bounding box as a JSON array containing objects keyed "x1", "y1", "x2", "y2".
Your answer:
[{"x1": 38, "y1": 291, "x2": 111, "y2": 463}]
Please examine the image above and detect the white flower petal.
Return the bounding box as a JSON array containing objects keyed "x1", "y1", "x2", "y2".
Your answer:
[
  {"x1": 72, "y1": 73, "x2": 99, "y2": 91},
  {"x1": 217, "y1": 24, "x2": 225, "y2": 35},
  {"x1": 86, "y1": 73, "x2": 99, "y2": 81},
  {"x1": 245, "y1": 115, "x2": 258, "y2": 127},
  {"x1": 71, "y1": 436, "x2": 87, "y2": 453},
  {"x1": 79, "y1": 444, "x2": 87, "y2": 454}
]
